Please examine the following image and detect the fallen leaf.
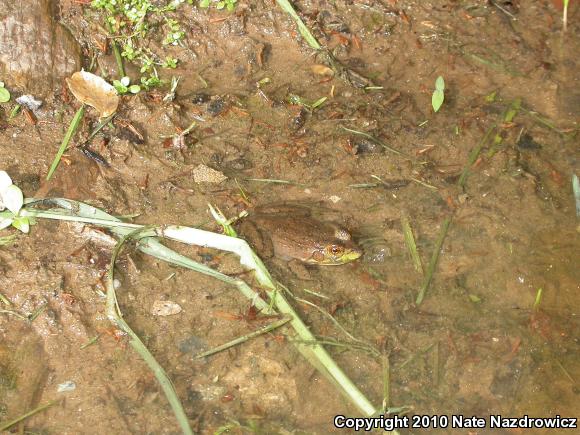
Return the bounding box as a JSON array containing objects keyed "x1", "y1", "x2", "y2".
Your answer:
[{"x1": 66, "y1": 71, "x2": 119, "y2": 117}]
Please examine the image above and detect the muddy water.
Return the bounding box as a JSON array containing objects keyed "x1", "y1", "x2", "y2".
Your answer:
[{"x1": 0, "y1": 1, "x2": 578, "y2": 434}]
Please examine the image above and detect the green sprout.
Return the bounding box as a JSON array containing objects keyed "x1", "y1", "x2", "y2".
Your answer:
[
  {"x1": 287, "y1": 93, "x2": 327, "y2": 111},
  {"x1": 432, "y1": 76, "x2": 445, "y2": 113},
  {"x1": 0, "y1": 81, "x2": 10, "y2": 103},
  {"x1": 199, "y1": 0, "x2": 238, "y2": 11},
  {"x1": 113, "y1": 76, "x2": 141, "y2": 95},
  {"x1": 563, "y1": 0, "x2": 570, "y2": 31}
]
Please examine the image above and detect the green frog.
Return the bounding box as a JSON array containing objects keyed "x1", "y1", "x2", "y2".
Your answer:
[{"x1": 238, "y1": 205, "x2": 362, "y2": 265}]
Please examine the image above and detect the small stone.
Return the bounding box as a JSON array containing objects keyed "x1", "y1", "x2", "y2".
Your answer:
[
  {"x1": 328, "y1": 195, "x2": 341, "y2": 203},
  {"x1": 192, "y1": 164, "x2": 227, "y2": 183},
  {"x1": 152, "y1": 300, "x2": 182, "y2": 316}
]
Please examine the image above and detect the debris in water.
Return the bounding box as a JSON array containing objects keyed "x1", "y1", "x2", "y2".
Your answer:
[
  {"x1": 152, "y1": 300, "x2": 182, "y2": 316},
  {"x1": 57, "y1": 381, "x2": 76, "y2": 392},
  {"x1": 192, "y1": 164, "x2": 227, "y2": 184},
  {"x1": 16, "y1": 95, "x2": 43, "y2": 112},
  {"x1": 517, "y1": 133, "x2": 542, "y2": 150}
]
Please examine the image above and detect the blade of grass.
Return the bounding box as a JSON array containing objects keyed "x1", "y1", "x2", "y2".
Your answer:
[
  {"x1": 0, "y1": 400, "x2": 59, "y2": 432},
  {"x1": 415, "y1": 216, "x2": 452, "y2": 305},
  {"x1": 275, "y1": 0, "x2": 321, "y2": 49},
  {"x1": 195, "y1": 316, "x2": 291, "y2": 359},
  {"x1": 382, "y1": 355, "x2": 390, "y2": 413},
  {"x1": 401, "y1": 214, "x2": 423, "y2": 275},
  {"x1": 47, "y1": 105, "x2": 85, "y2": 180},
  {"x1": 488, "y1": 99, "x2": 521, "y2": 157},
  {"x1": 245, "y1": 178, "x2": 307, "y2": 186},
  {"x1": 457, "y1": 125, "x2": 496, "y2": 188},
  {"x1": 533, "y1": 288, "x2": 543, "y2": 311},
  {"x1": 341, "y1": 126, "x2": 406, "y2": 157},
  {"x1": 21, "y1": 198, "x2": 379, "y2": 417},
  {"x1": 573, "y1": 174, "x2": 580, "y2": 217},
  {"x1": 106, "y1": 229, "x2": 194, "y2": 435},
  {"x1": 107, "y1": 22, "x2": 126, "y2": 77}
]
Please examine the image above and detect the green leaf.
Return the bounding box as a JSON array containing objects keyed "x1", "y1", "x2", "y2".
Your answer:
[
  {"x1": 484, "y1": 91, "x2": 497, "y2": 103},
  {"x1": 435, "y1": 76, "x2": 445, "y2": 92},
  {"x1": 129, "y1": 85, "x2": 141, "y2": 94},
  {"x1": 432, "y1": 89, "x2": 444, "y2": 113},
  {"x1": 0, "y1": 86, "x2": 10, "y2": 103},
  {"x1": 468, "y1": 294, "x2": 481, "y2": 303},
  {"x1": 200, "y1": 0, "x2": 210, "y2": 7},
  {"x1": 11, "y1": 216, "x2": 30, "y2": 233}
]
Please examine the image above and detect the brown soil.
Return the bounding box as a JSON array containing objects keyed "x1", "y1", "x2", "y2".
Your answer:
[{"x1": 0, "y1": 1, "x2": 579, "y2": 434}]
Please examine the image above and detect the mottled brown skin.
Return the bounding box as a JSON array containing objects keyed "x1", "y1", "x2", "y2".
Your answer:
[{"x1": 239, "y1": 208, "x2": 362, "y2": 265}]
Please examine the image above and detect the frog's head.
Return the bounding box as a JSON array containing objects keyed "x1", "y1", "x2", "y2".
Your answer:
[{"x1": 306, "y1": 227, "x2": 363, "y2": 265}]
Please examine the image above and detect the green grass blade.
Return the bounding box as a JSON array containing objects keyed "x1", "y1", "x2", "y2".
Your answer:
[
  {"x1": 275, "y1": 0, "x2": 321, "y2": 49},
  {"x1": 457, "y1": 125, "x2": 495, "y2": 188},
  {"x1": 416, "y1": 216, "x2": 452, "y2": 305},
  {"x1": 106, "y1": 231, "x2": 194, "y2": 435},
  {"x1": 22, "y1": 198, "x2": 380, "y2": 417},
  {"x1": 401, "y1": 214, "x2": 423, "y2": 274},
  {"x1": 47, "y1": 105, "x2": 85, "y2": 180},
  {"x1": 0, "y1": 400, "x2": 59, "y2": 432}
]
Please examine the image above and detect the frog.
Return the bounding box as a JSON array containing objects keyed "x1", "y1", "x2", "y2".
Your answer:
[{"x1": 238, "y1": 205, "x2": 362, "y2": 265}]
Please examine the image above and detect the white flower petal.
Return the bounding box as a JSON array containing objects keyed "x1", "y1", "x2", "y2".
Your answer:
[
  {"x1": 0, "y1": 217, "x2": 12, "y2": 230},
  {"x1": 2, "y1": 184, "x2": 24, "y2": 214},
  {"x1": 0, "y1": 171, "x2": 12, "y2": 191}
]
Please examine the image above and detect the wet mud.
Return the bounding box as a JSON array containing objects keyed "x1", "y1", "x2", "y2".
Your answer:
[{"x1": 0, "y1": 1, "x2": 579, "y2": 433}]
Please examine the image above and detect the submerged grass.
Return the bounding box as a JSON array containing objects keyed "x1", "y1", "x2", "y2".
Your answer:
[
  {"x1": 106, "y1": 229, "x2": 194, "y2": 435},
  {"x1": 341, "y1": 126, "x2": 406, "y2": 156},
  {"x1": 14, "y1": 197, "x2": 380, "y2": 424},
  {"x1": 194, "y1": 316, "x2": 292, "y2": 359},
  {"x1": 0, "y1": 400, "x2": 59, "y2": 432},
  {"x1": 401, "y1": 215, "x2": 423, "y2": 275},
  {"x1": 415, "y1": 216, "x2": 452, "y2": 305}
]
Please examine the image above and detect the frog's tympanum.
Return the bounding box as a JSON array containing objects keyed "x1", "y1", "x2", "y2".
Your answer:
[{"x1": 239, "y1": 206, "x2": 362, "y2": 265}]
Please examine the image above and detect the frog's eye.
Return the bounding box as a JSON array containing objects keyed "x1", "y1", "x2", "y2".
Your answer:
[{"x1": 327, "y1": 244, "x2": 344, "y2": 257}]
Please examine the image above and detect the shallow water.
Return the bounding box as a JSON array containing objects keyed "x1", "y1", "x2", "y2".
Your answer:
[{"x1": 0, "y1": 1, "x2": 578, "y2": 433}]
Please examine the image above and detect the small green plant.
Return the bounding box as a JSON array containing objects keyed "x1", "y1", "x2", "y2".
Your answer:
[
  {"x1": 199, "y1": 0, "x2": 238, "y2": 11},
  {"x1": 0, "y1": 82, "x2": 10, "y2": 103},
  {"x1": 287, "y1": 93, "x2": 327, "y2": 111},
  {"x1": 91, "y1": 0, "x2": 187, "y2": 88},
  {"x1": 113, "y1": 76, "x2": 141, "y2": 95},
  {"x1": 563, "y1": 0, "x2": 570, "y2": 31},
  {"x1": 432, "y1": 76, "x2": 445, "y2": 112}
]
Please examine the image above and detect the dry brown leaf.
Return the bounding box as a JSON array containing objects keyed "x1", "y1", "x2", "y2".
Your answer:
[
  {"x1": 65, "y1": 71, "x2": 119, "y2": 117},
  {"x1": 311, "y1": 64, "x2": 334, "y2": 77}
]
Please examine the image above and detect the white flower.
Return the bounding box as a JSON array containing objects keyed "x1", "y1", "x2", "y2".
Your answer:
[
  {"x1": 0, "y1": 171, "x2": 23, "y2": 214},
  {"x1": 0, "y1": 171, "x2": 28, "y2": 233}
]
